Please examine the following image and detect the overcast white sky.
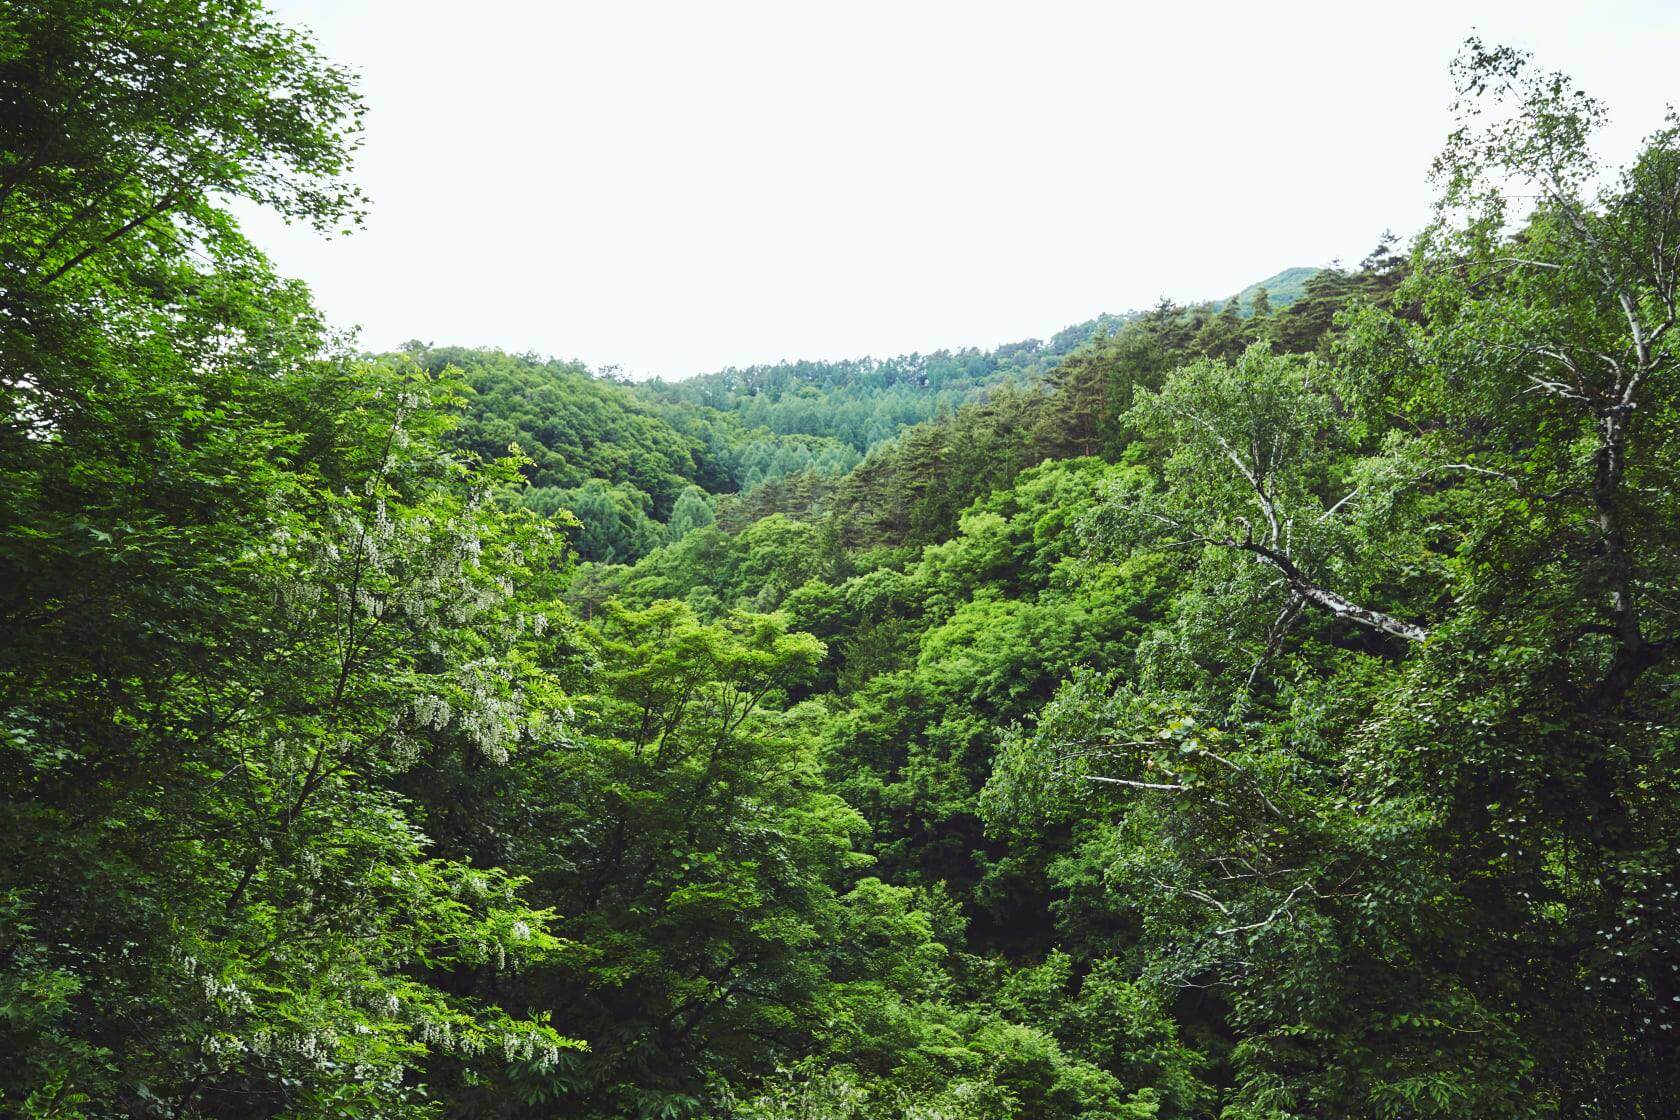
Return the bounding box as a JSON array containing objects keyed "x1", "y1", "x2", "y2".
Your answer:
[{"x1": 244, "y1": 1, "x2": 1680, "y2": 379}]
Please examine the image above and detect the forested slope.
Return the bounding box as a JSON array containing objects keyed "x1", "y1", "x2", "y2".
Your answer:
[
  {"x1": 428, "y1": 273, "x2": 1333, "y2": 562},
  {"x1": 3, "y1": 7, "x2": 1677, "y2": 1120},
  {"x1": 637, "y1": 316, "x2": 1127, "y2": 453}
]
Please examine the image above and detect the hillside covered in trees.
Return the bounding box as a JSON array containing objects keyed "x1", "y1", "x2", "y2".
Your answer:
[
  {"x1": 406, "y1": 272, "x2": 1335, "y2": 564},
  {"x1": 3, "y1": 4, "x2": 1678, "y2": 1119}
]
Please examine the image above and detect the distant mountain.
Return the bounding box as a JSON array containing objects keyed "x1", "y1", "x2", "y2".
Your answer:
[{"x1": 1230, "y1": 266, "x2": 1320, "y2": 314}]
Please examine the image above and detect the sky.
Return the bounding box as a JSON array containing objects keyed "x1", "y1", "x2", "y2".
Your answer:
[{"x1": 244, "y1": 0, "x2": 1680, "y2": 379}]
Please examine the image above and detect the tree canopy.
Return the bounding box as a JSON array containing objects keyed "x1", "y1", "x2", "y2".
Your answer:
[{"x1": 4, "y1": 9, "x2": 1676, "y2": 1119}]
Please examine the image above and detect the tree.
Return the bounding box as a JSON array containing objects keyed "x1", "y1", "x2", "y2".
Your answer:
[
  {"x1": 1414, "y1": 38, "x2": 1680, "y2": 708},
  {"x1": 476, "y1": 603, "x2": 858, "y2": 1117},
  {"x1": 0, "y1": 0, "x2": 365, "y2": 297},
  {"x1": 526, "y1": 477, "x2": 667, "y2": 563},
  {"x1": 1, "y1": 349, "x2": 586, "y2": 1112},
  {"x1": 667, "y1": 484, "x2": 717, "y2": 540},
  {"x1": 1105, "y1": 344, "x2": 1434, "y2": 657},
  {"x1": 991, "y1": 40, "x2": 1680, "y2": 1116},
  {"x1": 1, "y1": 5, "x2": 581, "y2": 1113}
]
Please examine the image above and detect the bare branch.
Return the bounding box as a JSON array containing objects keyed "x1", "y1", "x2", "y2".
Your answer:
[
  {"x1": 1084, "y1": 775, "x2": 1188, "y2": 792},
  {"x1": 1232, "y1": 538, "x2": 1429, "y2": 643}
]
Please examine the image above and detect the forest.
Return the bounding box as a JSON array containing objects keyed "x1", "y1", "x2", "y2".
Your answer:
[{"x1": 3, "y1": 3, "x2": 1677, "y2": 1118}]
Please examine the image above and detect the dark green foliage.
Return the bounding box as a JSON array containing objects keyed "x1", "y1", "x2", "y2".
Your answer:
[
  {"x1": 811, "y1": 286, "x2": 1368, "y2": 550},
  {"x1": 525, "y1": 477, "x2": 666, "y2": 563},
  {"x1": 1264, "y1": 237, "x2": 1409, "y2": 354},
  {"x1": 414, "y1": 346, "x2": 713, "y2": 511},
  {"x1": 418, "y1": 347, "x2": 862, "y2": 562},
  {"x1": 636, "y1": 309, "x2": 1201, "y2": 459},
  {"x1": 438, "y1": 603, "x2": 859, "y2": 1116},
  {"x1": 715, "y1": 469, "x2": 841, "y2": 533},
  {"x1": 666, "y1": 485, "x2": 716, "y2": 540},
  {"x1": 394, "y1": 285, "x2": 1321, "y2": 563},
  {"x1": 0, "y1": 0, "x2": 365, "y2": 292}
]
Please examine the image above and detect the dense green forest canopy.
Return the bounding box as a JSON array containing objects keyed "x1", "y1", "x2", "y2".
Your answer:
[
  {"x1": 402, "y1": 276, "x2": 1336, "y2": 563},
  {"x1": 3, "y1": 5, "x2": 1677, "y2": 1119}
]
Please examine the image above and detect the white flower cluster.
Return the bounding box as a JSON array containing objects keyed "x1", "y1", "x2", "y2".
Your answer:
[
  {"x1": 455, "y1": 663, "x2": 518, "y2": 765},
  {"x1": 389, "y1": 731, "x2": 420, "y2": 769},
  {"x1": 500, "y1": 1030, "x2": 562, "y2": 1071},
  {"x1": 410, "y1": 693, "x2": 452, "y2": 731},
  {"x1": 246, "y1": 1028, "x2": 347, "y2": 1070},
  {"x1": 274, "y1": 577, "x2": 323, "y2": 619},
  {"x1": 353, "y1": 588, "x2": 387, "y2": 618},
  {"x1": 417, "y1": 1017, "x2": 455, "y2": 1047},
  {"x1": 405, "y1": 677, "x2": 517, "y2": 765},
  {"x1": 201, "y1": 1033, "x2": 247, "y2": 1058},
  {"x1": 201, "y1": 973, "x2": 255, "y2": 1012}
]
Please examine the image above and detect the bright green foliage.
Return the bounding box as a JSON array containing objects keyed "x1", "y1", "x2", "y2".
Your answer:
[
  {"x1": 725, "y1": 433, "x2": 861, "y2": 490},
  {"x1": 988, "y1": 42, "x2": 1680, "y2": 1118},
  {"x1": 0, "y1": 256, "x2": 583, "y2": 1114},
  {"x1": 1, "y1": 4, "x2": 579, "y2": 1113},
  {"x1": 458, "y1": 603, "x2": 865, "y2": 1116},
  {"x1": 8, "y1": 6, "x2": 1674, "y2": 1118},
  {"x1": 729, "y1": 915, "x2": 1205, "y2": 1120},
  {"x1": 581, "y1": 514, "x2": 843, "y2": 618}
]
